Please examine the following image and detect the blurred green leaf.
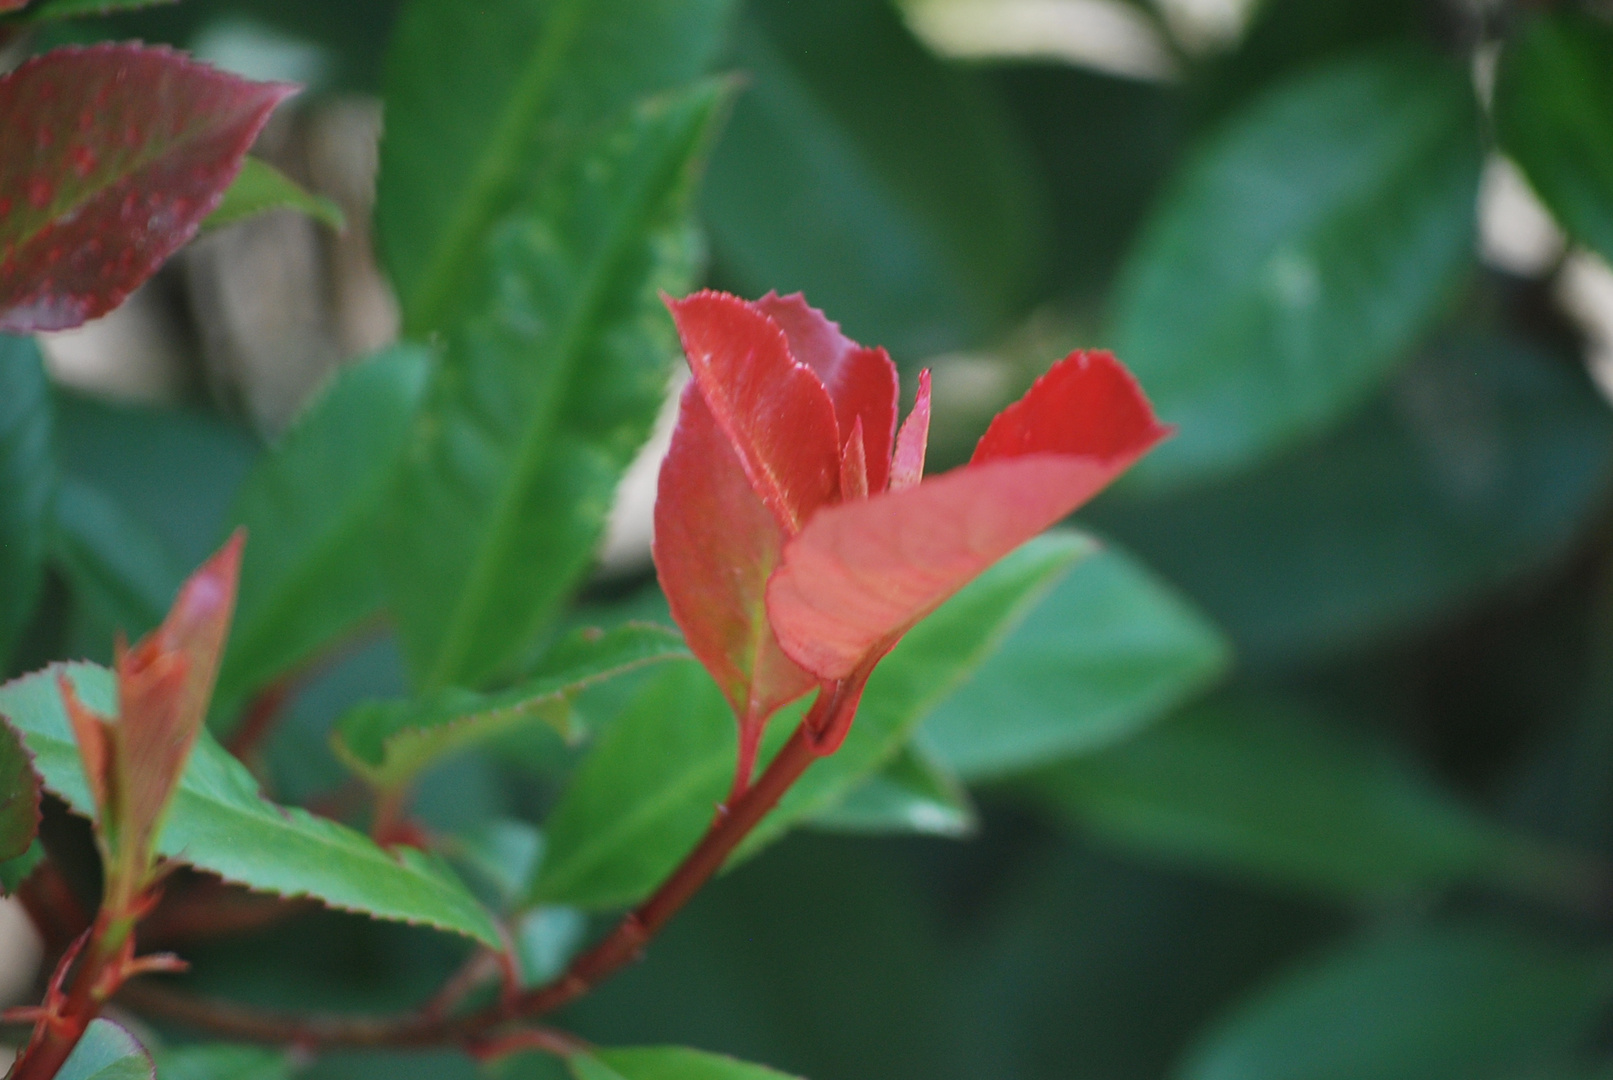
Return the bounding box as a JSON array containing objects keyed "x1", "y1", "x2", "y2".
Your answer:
[
  {"x1": 57, "y1": 1020, "x2": 154, "y2": 1080},
  {"x1": 381, "y1": 82, "x2": 723, "y2": 692},
  {"x1": 215, "y1": 345, "x2": 430, "y2": 714},
  {"x1": 1112, "y1": 46, "x2": 1481, "y2": 488},
  {"x1": 377, "y1": 0, "x2": 734, "y2": 332},
  {"x1": 52, "y1": 477, "x2": 186, "y2": 642},
  {"x1": 0, "y1": 335, "x2": 52, "y2": 668},
  {"x1": 8, "y1": 0, "x2": 175, "y2": 22},
  {"x1": 155, "y1": 1044, "x2": 290, "y2": 1080},
  {"x1": 0, "y1": 839, "x2": 42, "y2": 893},
  {"x1": 1091, "y1": 337, "x2": 1613, "y2": 663},
  {"x1": 918, "y1": 541, "x2": 1230, "y2": 781},
  {"x1": 808, "y1": 743, "x2": 976, "y2": 839},
  {"x1": 203, "y1": 157, "x2": 347, "y2": 234},
  {"x1": 574, "y1": 1048, "x2": 801, "y2": 1080},
  {"x1": 515, "y1": 904, "x2": 587, "y2": 986},
  {"x1": 0, "y1": 662, "x2": 502, "y2": 946},
  {"x1": 1495, "y1": 10, "x2": 1613, "y2": 268},
  {"x1": 1176, "y1": 925, "x2": 1613, "y2": 1080},
  {"x1": 703, "y1": 0, "x2": 1045, "y2": 358},
  {"x1": 0, "y1": 715, "x2": 38, "y2": 864},
  {"x1": 1031, "y1": 695, "x2": 1597, "y2": 902}
]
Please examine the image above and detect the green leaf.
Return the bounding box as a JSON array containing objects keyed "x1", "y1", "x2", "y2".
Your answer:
[
  {"x1": 0, "y1": 838, "x2": 42, "y2": 893},
  {"x1": 532, "y1": 532, "x2": 1090, "y2": 909},
  {"x1": 155, "y1": 1044, "x2": 289, "y2": 1080},
  {"x1": 917, "y1": 541, "x2": 1231, "y2": 781},
  {"x1": 1495, "y1": 11, "x2": 1613, "y2": 268},
  {"x1": 807, "y1": 743, "x2": 976, "y2": 838},
  {"x1": 1030, "y1": 695, "x2": 1596, "y2": 903},
  {"x1": 515, "y1": 904, "x2": 587, "y2": 986},
  {"x1": 1177, "y1": 925, "x2": 1613, "y2": 1080},
  {"x1": 8, "y1": 0, "x2": 176, "y2": 22},
  {"x1": 1089, "y1": 337, "x2": 1613, "y2": 663},
  {"x1": 1111, "y1": 46, "x2": 1481, "y2": 488},
  {"x1": 0, "y1": 663, "x2": 501, "y2": 946},
  {"x1": 0, "y1": 335, "x2": 53, "y2": 668},
  {"x1": 701, "y1": 0, "x2": 1046, "y2": 356},
  {"x1": 202, "y1": 157, "x2": 346, "y2": 234},
  {"x1": 332, "y1": 623, "x2": 688, "y2": 791},
  {"x1": 574, "y1": 1047, "x2": 803, "y2": 1080},
  {"x1": 52, "y1": 477, "x2": 187, "y2": 642},
  {"x1": 57, "y1": 1020, "x2": 154, "y2": 1080},
  {"x1": 377, "y1": 0, "x2": 735, "y2": 332},
  {"x1": 0, "y1": 714, "x2": 38, "y2": 865},
  {"x1": 381, "y1": 82, "x2": 725, "y2": 692},
  {"x1": 214, "y1": 345, "x2": 431, "y2": 714}
]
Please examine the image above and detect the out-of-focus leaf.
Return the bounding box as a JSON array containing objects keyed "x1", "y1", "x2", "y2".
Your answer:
[
  {"x1": 918, "y1": 541, "x2": 1230, "y2": 781},
  {"x1": 0, "y1": 335, "x2": 52, "y2": 667},
  {"x1": 1111, "y1": 47, "x2": 1481, "y2": 488},
  {"x1": 1031, "y1": 695, "x2": 1598, "y2": 903},
  {"x1": 377, "y1": 0, "x2": 735, "y2": 332},
  {"x1": 0, "y1": 662, "x2": 501, "y2": 946},
  {"x1": 381, "y1": 83, "x2": 723, "y2": 692},
  {"x1": 9, "y1": 0, "x2": 177, "y2": 21},
  {"x1": 202, "y1": 156, "x2": 346, "y2": 233},
  {"x1": 0, "y1": 839, "x2": 42, "y2": 893},
  {"x1": 52, "y1": 477, "x2": 187, "y2": 641},
  {"x1": 573, "y1": 1048, "x2": 802, "y2": 1080},
  {"x1": 214, "y1": 345, "x2": 430, "y2": 714},
  {"x1": 332, "y1": 624, "x2": 688, "y2": 791},
  {"x1": 703, "y1": 0, "x2": 1045, "y2": 357},
  {"x1": 515, "y1": 904, "x2": 587, "y2": 986},
  {"x1": 0, "y1": 45, "x2": 292, "y2": 332},
  {"x1": 808, "y1": 743, "x2": 976, "y2": 838},
  {"x1": 1090, "y1": 338, "x2": 1613, "y2": 664},
  {"x1": 531, "y1": 533, "x2": 1089, "y2": 909},
  {"x1": 56, "y1": 1020, "x2": 154, "y2": 1080},
  {"x1": 1495, "y1": 11, "x2": 1613, "y2": 268},
  {"x1": 0, "y1": 715, "x2": 38, "y2": 865},
  {"x1": 155, "y1": 1044, "x2": 289, "y2": 1080},
  {"x1": 1176, "y1": 925, "x2": 1613, "y2": 1080}
]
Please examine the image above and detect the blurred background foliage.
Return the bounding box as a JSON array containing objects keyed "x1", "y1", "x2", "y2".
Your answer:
[{"x1": 8, "y1": 0, "x2": 1613, "y2": 1078}]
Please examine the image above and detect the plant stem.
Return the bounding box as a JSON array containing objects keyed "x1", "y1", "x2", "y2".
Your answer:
[{"x1": 9, "y1": 912, "x2": 135, "y2": 1080}]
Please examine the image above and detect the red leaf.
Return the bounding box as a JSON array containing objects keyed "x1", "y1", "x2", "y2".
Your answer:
[
  {"x1": 0, "y1": 45, "x2": 294, "y2": 332},
  {"x1": 973, "y1": 350, "x2": 1166, "y2": 464},
  {"x1": 653, "y1": 386, "x2": 816, "y2": 783},
  {"x1": 667, "y1": 291, "x2": 841, "y2": 532},
  {"x1": 890, "y1": 368, "x2": 931, "y2": 491}
]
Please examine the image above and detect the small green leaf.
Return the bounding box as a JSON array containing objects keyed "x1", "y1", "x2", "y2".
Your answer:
[
  {"x1": 0, "y1": 335, "x2": 53, "y2": 668},
  {"x1": 1495, "y1": 10, "x2": 1613, "y2": 268},
  {"x1": 574, "y1": 1047, "x2": 803, "y2": 1080},
  {"x1": 807, "y1": 743, "x2": 976, "y2": 839},
  {"x1": 155, "y1": 1044, "x2": 290, "y2": 1080},
  {"x1": 0, "y1": 663, "x2": 501, "y2": 946},
  {"x1": 52, "y1": 476, "x2": 187, "y2": 643},
  {"x1": 1111, "y1": 46, "x2": 1481, "y2": 488},
  {"x1": 917, "y1": 541, "x2": 1231, "y2": 781},
  {"x1": 1177, "y1": 925, "x2": 1613, "y2": 1080},
  {"x1": 57, "y1": 1020, "x2": 154, "y2": 1080},
  {"x1": 0, "y1": 714, "x2": 38, "y2": 865},
  {"x1": 214, "y1": 345, "x2": 431, "y2": 715},
  {"x1": 202, "y1": 157, "x2": 346, "y2": 233},
  {"x1": 332, "y1": 623, "x2": 688, "y2": 791}
]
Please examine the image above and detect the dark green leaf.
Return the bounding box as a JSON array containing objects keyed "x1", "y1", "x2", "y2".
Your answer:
[
  {"x1": 332, "y1": 624, "x2": 688, "y2": 791},
  {"x1": 0, "y1": 335, "x2": 53, "y2": 668},
  {"x1": 52, "y1": 477, "x2": 187, "y2": 642},
  {"x1": 1495, "y1": 10, "x2": 1613, "y2": 267},
  {"x1": 377, "y1": 0, "x2": 735, "y2": 332},
  {"x1": 1177, "y1": 925, "x2": 1613, "y2": 1080},
  {"x1": 215, "y1": 345, "x2": 430, "y2": 714},
  {"x1": 57, "y1": 1020, "x2": 154, "y2": 1080},
  {"x1": 574, "y1": 1047, "x2": 802, "y2": 1080},
  {"x1": 702, "y1": 0, "x2": 1046, "y2": 357},
  {"x1": 9, "y1": 0, "x2": 175, "y2": 21},
  {"x1": 203, "y1": 157, "x2": 347, "y2": 233},
  {"x1": 917, "y1": 541, "x2": 1230, "y2": 781},
  {"x1": 0, "y1": 714, "x2": 38, "y2": 866},
  {"x1": 155, "y1": 1044, "x2": 290, "y2": 1080},
  {"x1": 807, "y1": 743, "x2": 976, "y2": 838},
  {"x1": 381, "y1": 82, "x2": 724, "y2": 691},
  {"x1": 0, "y1": 838, "x2": 42, "y2": 893},
  {"x1": 1031, "y1": 695, "x2": 1597, "y2": 903},
  {"x1": 1111, "y1": 46, "x2": 1481, "y2": 488},
  {"x1": 0, "y1": 663, "x2": 501, "y2": 946}
]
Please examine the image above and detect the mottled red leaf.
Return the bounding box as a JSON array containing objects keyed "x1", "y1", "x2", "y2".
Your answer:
[
  {"x1": 0, "y1": 45, "x2": 294, "y2": 332},
  {"x1": 667, "y1": 291, "x2": 841, "y2": 532}
]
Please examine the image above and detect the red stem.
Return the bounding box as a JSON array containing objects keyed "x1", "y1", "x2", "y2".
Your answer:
[{"x1": 9, "y1": 913, "x2": 133, "y2": 1080}]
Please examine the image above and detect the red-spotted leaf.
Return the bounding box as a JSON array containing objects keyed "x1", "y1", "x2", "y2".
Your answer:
[
  {"x1": 667, "y1": 291, "x2": 841, "y2": 532},
  {"x1": 0, "y1": 45, "x2": 294, "y2": 332},
  {"x1": 653, "y1": 386, "x2": 816, "y2": 781}
]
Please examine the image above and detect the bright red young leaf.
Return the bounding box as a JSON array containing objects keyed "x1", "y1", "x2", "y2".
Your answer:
[{"x1": 0, "y1": 45, "x2": 294, "y2": 333}]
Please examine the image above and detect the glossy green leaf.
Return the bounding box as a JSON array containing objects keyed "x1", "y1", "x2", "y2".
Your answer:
[
  {"x1": 0, "y1": 335, "x2": 52, "y2": 668},
  {"x1": 1495, "y1": 10, "x2": 1613, "y2": 268},
  {"x1": 381, "y1": 82, "x2": 724, "y2": 692},
  {"x1": 52, "y1": 477, "x2": 187, "y2": 642},
  {"x1": 808, "y1": 743, "x2": 976, "y2": 838},
  {"x1": 1177, "y1": 925, "x2": 1613, "y2": 1080},
  {"x1": 202, "y1": 156, "x2": 346, "y2": 233},
  {"x1": 57, "y1": 1020, "x2": 154, "y2": 1080},
  {"x1": 0, "y1": 662, "x2": 501, "y2": 946},
  {"x1": 377, "y1": 0, "x2": 735, "y2": 332},
  {"x1": 574, "y1": 1047, "x2": 802, "y2": 1080},
  {"x1": 702, "y1": 0, "x2": 1046, "y2": 357},
  {"x1": 532, "y1": 533, "x2": 1090, "y2": 909},
  {"x1": 155, "y1": 1044, "x2": 289, "y2": 1080},
  {"x1": 1031, "y1": 695, "x2": 1594, "y2": 902},
  {"x1": 1090, "y1": 337, "x2": 1613, "y2": 663},
  {"x1": 0, "y1": 714, "x2": 37, "y2": 865},
  {"x1": 917, "y1": 541, "x2": 1231, "y2": 781},
  {"x1": 214, "y1": 345, "x2": 430, "y2": 714},
  {"x1": 332, "y1": 623, "x2": 688, "y2": 791},
  {"x1": 1111, "y1": 47, "x2": 1481, "y2": 488}
]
